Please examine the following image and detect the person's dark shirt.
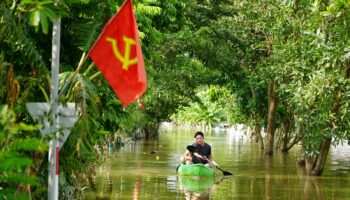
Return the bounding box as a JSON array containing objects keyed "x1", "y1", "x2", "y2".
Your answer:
[{"x1": 191, "y1": 142, "x2": 211, "y2": 164}]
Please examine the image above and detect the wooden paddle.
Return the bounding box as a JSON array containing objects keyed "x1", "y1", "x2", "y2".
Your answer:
[{"x1": 186, "y1": 145, "x2": 233, "y2": 176}]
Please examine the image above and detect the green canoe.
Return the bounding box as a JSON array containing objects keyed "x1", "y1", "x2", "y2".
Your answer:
[{"x1": 177, "y1": 163, "x2": 215, "y2": 177}]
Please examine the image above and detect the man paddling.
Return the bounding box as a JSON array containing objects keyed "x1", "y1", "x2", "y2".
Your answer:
[
  {"x1": 191, "y1": 131, "x2": 212, "y2": 165},
  {"x1": 181, "y1": 131, "x2": 218, "y2": 166},
  {"x1": 179, "y1": 131, "x2": 233, "y2": 176}
]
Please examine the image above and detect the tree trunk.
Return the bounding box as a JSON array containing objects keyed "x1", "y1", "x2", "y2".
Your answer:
[
  {"x1": 282, "y1": 137, "x2": 300, "y2": 152},
  {"x1": 305, "y1": 138, "x2": 331, "y2": 176},
  {"x1": 255, "y1": 123, "x2": 264, "y2": 149},
  {"x1": 280, "y1": 116, "x2": 294, "y2": 152},
  {"x1": 281, "y1": 124, "x2": 289, "y2": 151},
  {"x1": 265, "y1": 79, "x2": 278, "y2": 156},
  {"x1": 252, "y1": 113, "x2": 264, "y2": 149},
  {"x1": 304, "y1": 155, "x2": 315, "y2": 175},
  {"x1": 312, "y1": 138, "x2": 332, "y2": 175},
  {"x1": 250, "y1": 81, "x2": 264, "y2": 149}
]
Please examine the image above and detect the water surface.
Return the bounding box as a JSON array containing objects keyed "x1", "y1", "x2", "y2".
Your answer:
[{"x1": 84, "y1": 127, "x2": 350, "y2": 199}]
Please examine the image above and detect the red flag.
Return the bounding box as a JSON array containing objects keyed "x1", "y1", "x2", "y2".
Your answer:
[{"x1": 88, "y1": 0, "x2": 147, "y2": 107}]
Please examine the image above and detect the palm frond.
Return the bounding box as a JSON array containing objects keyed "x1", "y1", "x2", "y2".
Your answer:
[
  {"x1": 59, "y1": 72, "x2": 101, "y2": 116},
  {"x1": 71, "y1": 22, "x2": 102, "y2": 52},
  {"x1": 61, "y1": 0, "x2": 113, "y2": 52}
]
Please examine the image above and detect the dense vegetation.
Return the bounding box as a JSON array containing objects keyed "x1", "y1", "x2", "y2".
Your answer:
[{"x1": 1, "y1": 0, "x2": 350, "y2": 198}]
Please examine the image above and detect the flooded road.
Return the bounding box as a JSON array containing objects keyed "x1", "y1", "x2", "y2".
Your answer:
[{"x1": 84, "y1": 127, "x2": 350, "y2": 199}]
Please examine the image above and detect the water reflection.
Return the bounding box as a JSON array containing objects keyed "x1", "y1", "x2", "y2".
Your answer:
[
  {"x1": 182, "y1": 188, "x2": 211, "y2": 200},
  {"x1": 302, "y1": 177, "x2": 325, "y2": 200},
  {"x1": 132, "y1": 176, "x2": 142, "y2": 200},
  {"x1": 178, "y1": 176, "x2": 223, "y2": 200},
  {"x1": 166, "y1": 176, "x2": 178, "y2": 192},
  {"x1": 86, "y1": 159, "x2": 114, "y2": 199}
]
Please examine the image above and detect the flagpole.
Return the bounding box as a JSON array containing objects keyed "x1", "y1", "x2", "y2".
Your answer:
[{"x1": 49, "y1": 1, "x2": 61, "y2": 199}]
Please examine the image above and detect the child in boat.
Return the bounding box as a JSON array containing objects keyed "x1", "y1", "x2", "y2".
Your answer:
[
  {"x1": 181, "y1": 149, "x2": 207, "y2": 164},
  {"x1": 180, "y1": 150, "x2": 193, "y2": 165}
]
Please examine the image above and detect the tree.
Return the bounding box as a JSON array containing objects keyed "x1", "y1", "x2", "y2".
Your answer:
[{"x1": 271, "y1": 0, "x2": 350, "y2": 175}]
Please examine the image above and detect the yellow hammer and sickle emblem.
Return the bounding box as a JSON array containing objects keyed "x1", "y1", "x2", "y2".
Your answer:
[{"x1": 106, "y1": 36, "x2": 138, "y2": 70}]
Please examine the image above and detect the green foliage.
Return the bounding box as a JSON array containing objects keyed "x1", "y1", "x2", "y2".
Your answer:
[
  {"x1": 98, "y1": 90, "x2": 149, "y2": 135},
  {"x1": 22, "y1": 0, "x2": 65, "y2": 34},
  {"x1": 171, "y1": 85, "x2": 242, "y2": 126},
  {"x1": 0, "y1": 105, "x2": 47, "y2": 199},
  {"x1": 0, "y1": 7, "x2": 49, "y2": 73}
]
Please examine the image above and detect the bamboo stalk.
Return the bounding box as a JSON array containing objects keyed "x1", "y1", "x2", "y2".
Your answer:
[
  {"x1": 89, "y1": 71, "x2": 101, "y2": 81},
  {"x1": 83, "y1": 62, "x2": 95, "y2": 76},
  {"x1": 58, "y1": 52, "x2": 88, "y2": 98}
]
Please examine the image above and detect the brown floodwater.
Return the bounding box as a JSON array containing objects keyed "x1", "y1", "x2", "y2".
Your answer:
[{"x1": 83, "y1": 127, "x2": 350, "y2": 199}]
